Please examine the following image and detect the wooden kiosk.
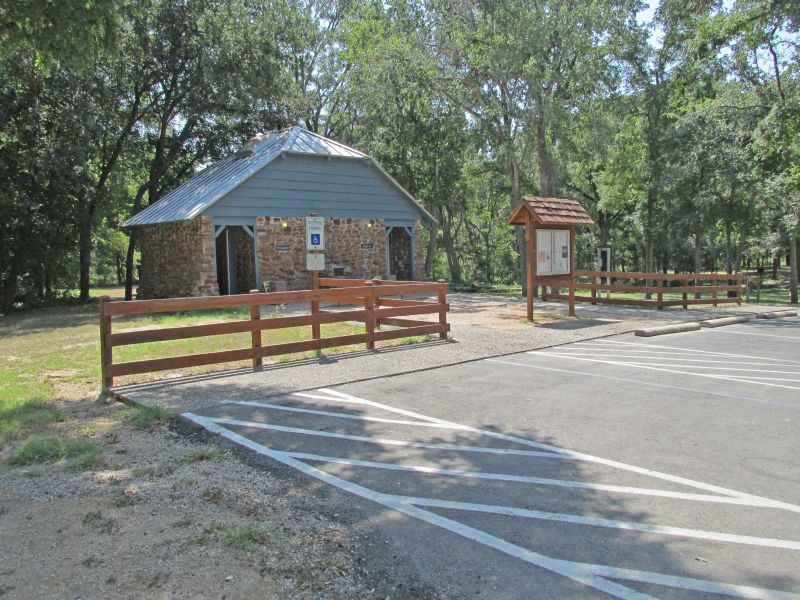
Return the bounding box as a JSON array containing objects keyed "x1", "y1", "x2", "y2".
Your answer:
[{"x1": 508, "y1": 196, "x2": 594, "y2": 321}]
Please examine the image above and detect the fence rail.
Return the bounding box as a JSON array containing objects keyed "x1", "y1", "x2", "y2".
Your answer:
[
  {"x1": 542, "y1": 270, "x2": 743, "y2": 309},
  {"x1": 100, "y1": 279, "x2": 448, "y2": 390}
]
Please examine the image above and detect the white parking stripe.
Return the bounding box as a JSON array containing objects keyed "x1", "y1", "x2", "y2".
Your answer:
[
  {"x1": 183, "y1": 413, "x2": 800, "y2": 600},
  {"x1": 206, "y1": 417, "x2": 571, "y2": 459},
  {"x1": 530, "y1": 353, "x2": 800, "y2": 391},
  {"x1": 487, "y1": 358, "x2": 800, "y2": 409},
  {"x1": 288, "y1": 451, "x2": 786, "y2": 508},
  {"x1": 405, "y1": 496, "x2": 800, "y2": 550},
  {"x1": 699, "y1": 329, "x2": 800, "y2": 340},
  {"x1": 539, "y1": 352, "x2": 800, "y2": 372},
  {"x1": 591, "y1": 340, "x2": 800, "y2": 365}
]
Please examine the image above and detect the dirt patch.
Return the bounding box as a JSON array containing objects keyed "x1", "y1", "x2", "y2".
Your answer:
[
  {"x1": 446, "y1": 296, "x2": 565, "y2": 329},
  {"x1": 0, "y1": 400, "x2": 400, "y2": 599}
]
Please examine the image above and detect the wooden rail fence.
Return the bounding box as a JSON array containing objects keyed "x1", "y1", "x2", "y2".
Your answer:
[
  {"x1": 99, "y1": 279, "x2": 449, "y2": 390},
  {"x1": 542, "y1": 270, "x2": 742, "y2": 309}
]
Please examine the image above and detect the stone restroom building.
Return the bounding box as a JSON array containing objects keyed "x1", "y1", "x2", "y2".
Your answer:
[{"x1": 123, "y1": 127, "x2": 436, "y2": 298}]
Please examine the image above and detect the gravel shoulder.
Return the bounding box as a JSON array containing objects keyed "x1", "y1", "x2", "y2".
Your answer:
[
  {"x1": 119, "y1": 295, "x2": 789, "y2": 412},
  {"x1": 0, "y1": 399, "x2": 431, "y2": 600}
]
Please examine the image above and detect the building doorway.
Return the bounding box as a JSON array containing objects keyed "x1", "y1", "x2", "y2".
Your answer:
[
  {"x1": 214, "y1": 225, "x2": 257, "y2": 295},
  {"x1": 387, "y1": 226, "x2": 413, "y2": 280}
]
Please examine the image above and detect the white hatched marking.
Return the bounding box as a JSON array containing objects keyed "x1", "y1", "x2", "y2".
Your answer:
[
  {"x1": 225, "y1": 400, "x2": 472, "y2": 430},
  {"x1": 292, "y1": 389, "x2": 800, "y2": 512},
  {"x1": 206, "y1": 417, "x2": 569, "y2": 459},
  {"x1": 183, "y1": 413, "x2": 800, "y2": 600},
  {"x1": 406, "y1": 496, "x2": 800, "y2": 550},
  {"x1": 288, "y1": 451, "x2": 784, "y2": 508}
]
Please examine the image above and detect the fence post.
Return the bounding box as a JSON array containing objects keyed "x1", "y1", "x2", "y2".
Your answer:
[
  {"x1": 711, "y1": 274, "x2": 718, "y2": 307},
  {"x1": 438, "y1": 279, "x2": 448, "y2": 339},
  {"x1": 99, "y1": 296, "x2": 113, "y2": 391},
  {"x1": 373, "y1": 277, "x2": 382, "y2": 328},
  {"x1": 249, "y1": 290, "x2": 262, "y2": 368},
  {"x1": 656, "y1": 276, "x2": 663, "y2": 310},
  {"x1": 591, "y1": 272, "x2": 597, "y2": 305},
  {"x1": 364, "y1": 280, "x2": 375, "y2": 350}
]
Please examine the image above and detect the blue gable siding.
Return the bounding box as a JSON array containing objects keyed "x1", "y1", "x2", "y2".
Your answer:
[{"x1": 204, "y1": 154, "x2": 423, "y2": 225}]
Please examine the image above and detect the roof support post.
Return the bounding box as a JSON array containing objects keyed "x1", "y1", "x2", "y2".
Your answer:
[{"x1": 526, "y1": 212, "x2": 535, "y2": 322}]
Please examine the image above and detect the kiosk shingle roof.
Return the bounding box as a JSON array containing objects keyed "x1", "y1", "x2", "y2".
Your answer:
[{"x1": 508, "y1": 196, "x2": 594, "y2": 226}]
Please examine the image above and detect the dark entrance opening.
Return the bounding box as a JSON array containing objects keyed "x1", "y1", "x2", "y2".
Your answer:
[
  {"x1": 387, "y1": 227, "x2": 413, "y2": 280},
  {"x1": 215, "y1": 226, "x2": 256, "y2": 295}
]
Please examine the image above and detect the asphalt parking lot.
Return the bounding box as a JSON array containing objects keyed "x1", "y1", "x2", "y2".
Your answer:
[{"x1": 185, "y1": 315, "x2": 800, "y2": 599}]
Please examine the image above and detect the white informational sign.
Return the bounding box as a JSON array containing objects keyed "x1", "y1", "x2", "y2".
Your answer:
[
  {"x1": 306, "y1": 217, "x2": 325, "y2": 250},
  {"x1": 306, "y1": 252, "x2": 325, "y2": 271},
  {"x1": 536, "y1": 229, "x2": 570, "y2": 276}
]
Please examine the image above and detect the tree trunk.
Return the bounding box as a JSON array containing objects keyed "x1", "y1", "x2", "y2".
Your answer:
[
  {"x1": 441, "y1": 208, "x2": 462, "y2": 283},
  {"x1": 536, "y1": 112, "x2": 555, "y2": 197},
  {"x1": 424, "y1": 224, "x2": 436, "y2": 280},
  {"x1": 694, "y1": 232, "x2": 703, "y2": 299},
  {"x1": 795, "y1": 237, "x2": 800, "y2": 284},
  {"x1": 507, "y1": 152, "x2": 527, "y2": 294},
  {"x1": 124, "y1": 185, "x2": 147, "y2": 301},
  {"x1": 644, "y1": 190, "x2": 656, "y2": 299},
  {"x1": 78, "y1": 208, "x2": 92, "y2": 301},
  {"x1": 790, "y1": 231, "x2": 798, "y2": 304},
  {"x1": 124, "y1": 232, "x2": 137, "y2": 301}
]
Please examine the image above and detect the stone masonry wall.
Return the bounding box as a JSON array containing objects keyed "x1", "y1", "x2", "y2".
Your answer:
[
  {"x1": 137, "y1": 216, "x2": 218, "y2": 298},
  {"x1": 257, "y1": 217, "x2": 392, "y2": 291}
]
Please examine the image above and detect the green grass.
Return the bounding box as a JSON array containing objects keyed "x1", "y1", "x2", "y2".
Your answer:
[
  {"x1": 182, "y1": 445, "x2": 224, "y2": 463},
  {"x1": 0, "y1": 297, "x2": 438, "y2": 453},
  {"x1": 223, "y1": 523, "x2": 278, "y2": 552},
  {"x1": 0, "y1": 397, "x2": 65, "y2": 444},
  {"x1": 6, "y1": 435, "x2": 102, "y2": 467}
]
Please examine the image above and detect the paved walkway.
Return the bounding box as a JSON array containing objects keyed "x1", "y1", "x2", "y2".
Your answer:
[{"x1": 117, "y1": 294, "x2": 789, "y2": 412}]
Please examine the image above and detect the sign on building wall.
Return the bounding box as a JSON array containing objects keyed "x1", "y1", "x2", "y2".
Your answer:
[
  {"x1": 306, "y1": 217, "x2": 325, "y2": 250},
  {"x1": 536, "y1": 229, "x2": 571, "y2": 276}
]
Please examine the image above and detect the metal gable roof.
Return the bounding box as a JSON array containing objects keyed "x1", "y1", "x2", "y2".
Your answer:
[{"x1": 122, "y1": 127, "x2": 374, "y2": 227}]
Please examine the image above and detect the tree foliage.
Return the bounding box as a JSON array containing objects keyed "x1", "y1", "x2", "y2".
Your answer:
[{"x1": 1, "y1": 0, "x2": 798, "y2": 309}]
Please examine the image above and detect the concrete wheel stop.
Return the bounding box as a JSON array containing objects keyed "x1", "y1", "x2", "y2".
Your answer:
[{"x1": 635, "y1": 322, "x2": 702, "y2": 337}]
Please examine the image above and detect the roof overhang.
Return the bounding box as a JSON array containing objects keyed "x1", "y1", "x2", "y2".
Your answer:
[{"x1": 508, "y1": 196, "x2": 594, "y2": 227}]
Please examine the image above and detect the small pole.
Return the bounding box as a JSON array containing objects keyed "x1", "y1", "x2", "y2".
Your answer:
[
  {"x1": 311, "y1": 270, "x2": 321, "y2": 349},
  {"x1": 568, "y1": 227, "x2": 576, "y2": 317},
  {"x1": 99, "y1": 296, "x2": 113, "y2": 391},
  {"x1": 364, "y1": 280, "x2": 375, "y2": 350},
  {"x1": 437, "y1": 278, "x2": 448, "y2": 339},
  {"x1": 525, "y1": 215, "x2": 534, "y2": 322},
  {"x1": 249, "y1": 290, "x2": 262, "y2": 368}
]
